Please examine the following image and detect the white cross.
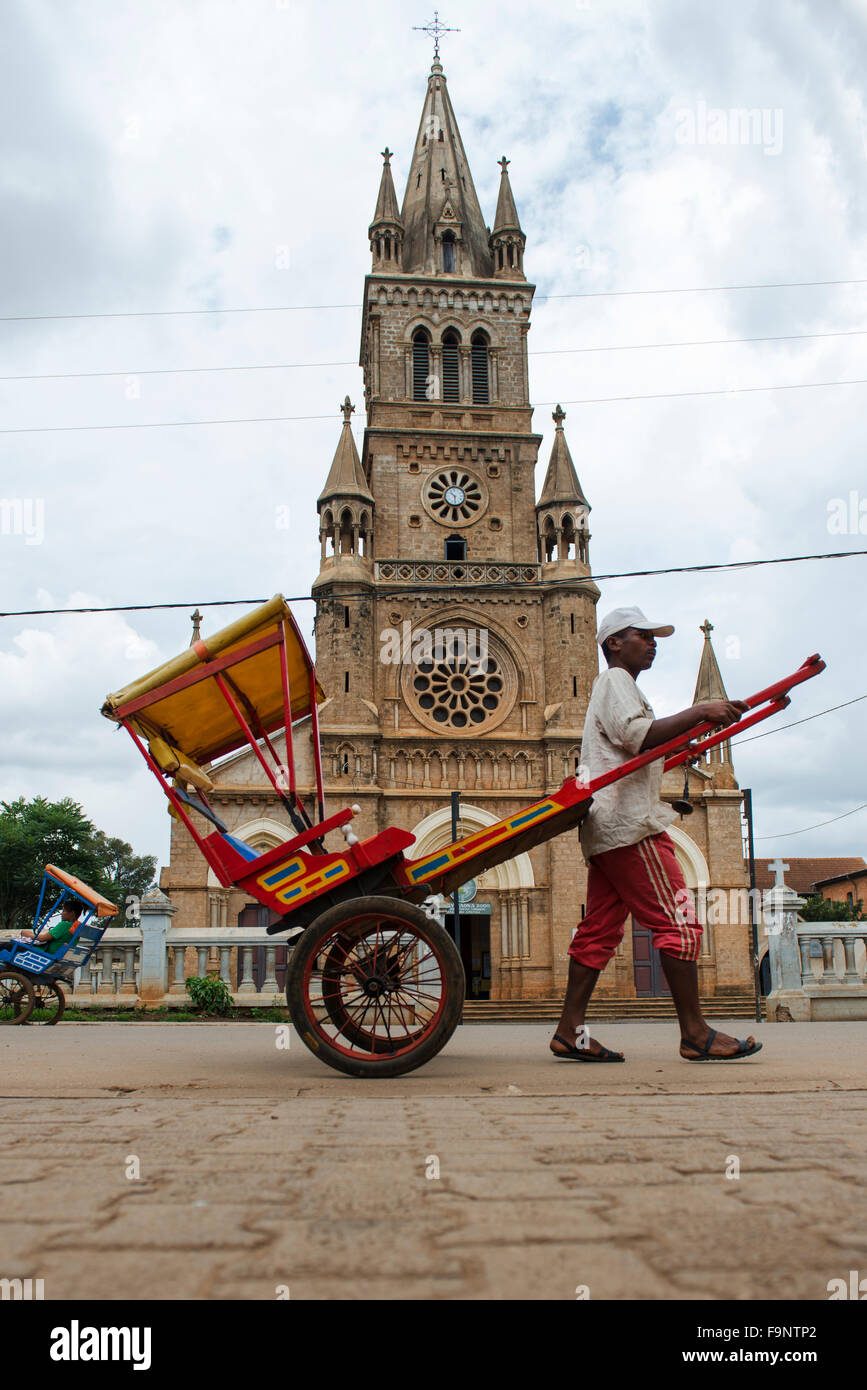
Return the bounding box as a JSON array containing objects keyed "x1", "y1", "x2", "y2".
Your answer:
[{"x1": 768, "y1": 857, "x2": 790, "y2": 888}]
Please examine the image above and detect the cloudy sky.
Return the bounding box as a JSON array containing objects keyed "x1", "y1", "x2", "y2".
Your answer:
[{"x1": 2, "y1": 0, "x2": 866, "y2": 875}]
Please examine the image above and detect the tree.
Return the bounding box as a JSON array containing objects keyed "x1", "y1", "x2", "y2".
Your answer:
[
  {"x1": 0, "y1": 797, "x2": 157, "y2": 934},
  {"x1": 799, "y1": 893, "x2": 866, "y2": 922},
  {"x1": 91, "y1": 831, "x2": 158, "y2": 923}
]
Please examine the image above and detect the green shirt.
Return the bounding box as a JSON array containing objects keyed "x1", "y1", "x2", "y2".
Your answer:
[{"x1": 41, "y1": 920, "x2": 77, "y2": 955}]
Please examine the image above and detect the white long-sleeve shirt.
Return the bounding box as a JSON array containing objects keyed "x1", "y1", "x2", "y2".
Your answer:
[{"x1": 579, "y1": 666, "x2": 677, "y2": 860}]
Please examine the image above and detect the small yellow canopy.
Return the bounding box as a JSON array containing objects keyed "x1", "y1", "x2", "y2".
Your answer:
[
  {"x1": 101, "y1": 595, "x2": 325, "y2": 765},
  {"x1": 45, "y1": 865, "x2": 118, "y2": 917}
]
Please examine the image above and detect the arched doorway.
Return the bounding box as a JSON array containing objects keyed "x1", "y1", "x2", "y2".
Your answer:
[
  {"x1": 230, "y1": 819, "x2": 292, "y2": 993},
  {"x1": 632, "y1": 829, "x2": 709, "y2": 997},
  {"x1": 442, "y1": 877, "x2": 492, "y2": 998},
  {"x1": 408, "y1": 804, "x2": 535, "y2": 999}
]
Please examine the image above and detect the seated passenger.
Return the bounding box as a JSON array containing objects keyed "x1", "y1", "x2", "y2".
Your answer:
[{"x1": 12, "y1": 901, "x2": 81, "y2": 955}]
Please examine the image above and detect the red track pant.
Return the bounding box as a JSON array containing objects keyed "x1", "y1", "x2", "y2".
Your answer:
[{"x1": 568, "y1": 831, "x2": 702, "y2": 970}]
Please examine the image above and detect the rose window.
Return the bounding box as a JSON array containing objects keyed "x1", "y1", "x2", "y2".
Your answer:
[
  {"x1": 402, "y1": 627, "x2": 518, "y2": 735},
  {"x1": 422, "y1": 469, "x2": 486, "y2": 526}
]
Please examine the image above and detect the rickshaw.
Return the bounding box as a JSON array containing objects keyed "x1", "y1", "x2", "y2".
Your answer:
[
  {"x1": 0, "y1": 866, "x2": 118, "y2": 1024},
  {"x1": 101, "y1": 595, "x2": 824, "y2": 1077}
]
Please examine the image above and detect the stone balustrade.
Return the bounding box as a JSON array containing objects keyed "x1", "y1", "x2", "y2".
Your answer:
[
  {"x1": 375, "y1": 559, "x2": 542, "y2": 585},
  {"x1": 764, "y1": 879, "x2": 867, "y2": 1021},
  {"x1": 1, "y1": 904, "x2": 292, "y2": 1011}
]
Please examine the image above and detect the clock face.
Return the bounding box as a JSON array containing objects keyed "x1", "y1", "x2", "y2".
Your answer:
[{"x1": 444, "y1": 485, "x2": 466, "y2": 506}]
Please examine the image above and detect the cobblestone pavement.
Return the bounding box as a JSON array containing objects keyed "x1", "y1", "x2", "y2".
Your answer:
[{"x1": 2, "y1": 1021, "x2": 865, "y2": 1300}]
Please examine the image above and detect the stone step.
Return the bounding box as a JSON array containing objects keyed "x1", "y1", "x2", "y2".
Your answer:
[{"x1": 461, "y1": 995, "x2": 763, "y2": 1023}]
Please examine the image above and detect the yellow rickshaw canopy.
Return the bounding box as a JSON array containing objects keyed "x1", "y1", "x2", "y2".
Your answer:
[{"x1": 101, "y1": 595, "x2": 325, "y2": 765}]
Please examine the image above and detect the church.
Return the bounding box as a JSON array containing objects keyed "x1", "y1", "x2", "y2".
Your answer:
[{"x1": 160, "y1": 53, "x2": 755, "y2": 1005}]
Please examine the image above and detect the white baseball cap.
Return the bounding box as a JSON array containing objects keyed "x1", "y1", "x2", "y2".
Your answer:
[{"x1": 596, "y1": 606, "x2": 675, "y2": 647}]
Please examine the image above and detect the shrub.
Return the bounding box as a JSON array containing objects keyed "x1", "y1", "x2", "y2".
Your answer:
[{"x1": 184, "y1": 973, "x2": 234, "y2": 1016}]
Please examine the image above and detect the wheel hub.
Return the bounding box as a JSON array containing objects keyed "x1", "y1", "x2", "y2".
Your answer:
[{"x1": 362, "y1": 972, "x2": 390, "y2": 997}]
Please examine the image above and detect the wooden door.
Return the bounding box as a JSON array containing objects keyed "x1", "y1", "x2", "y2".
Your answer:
[
  {"x1": 237, "y1": 904, "x2": 289, "y2": 994},
  {"x1": 632, "y1": 918, "x2": 671, "y2": 997}
]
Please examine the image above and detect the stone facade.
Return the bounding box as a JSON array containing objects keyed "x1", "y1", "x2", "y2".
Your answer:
[{"x1": 160, "y1": 57, "x2": 754, "y2": 1002}]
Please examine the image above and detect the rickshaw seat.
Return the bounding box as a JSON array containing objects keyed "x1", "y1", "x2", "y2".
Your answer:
[{"x1": 148, "y1": 736, "x2": 215, "y2": 793}]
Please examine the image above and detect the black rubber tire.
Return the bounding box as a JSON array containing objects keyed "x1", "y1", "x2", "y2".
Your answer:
[
  {"x1": 28, "y1": 979, "x2": 66, "y2": 1025},
  {"x1": 286, "y1": 895, "x2": 465, "y2": 1078},
  {"x1": 0, "y1": 969, "x2": 35, "y2": 1025}
]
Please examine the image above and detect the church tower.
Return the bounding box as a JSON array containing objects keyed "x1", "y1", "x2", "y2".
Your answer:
[
  {"x1": 161, "y1": 47, "x2": 755, "y2": 1012},
  {"x1": 312, "y1": 54, "x2": 600, "y2": 1000}
]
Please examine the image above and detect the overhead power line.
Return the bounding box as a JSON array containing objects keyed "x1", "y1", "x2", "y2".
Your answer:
[
  {"x1": 3, "y1": 277, "x2": 867, "y2": 324},
  {"x1": 6, "y1": 326, "x2": 867, "y2": 385},
  {"x1": 554, "y1": 375, "x2": 867, "y2": 408},
  {"x1": 734, "y1": 693, "x2": 867, "y2": 744},
  {"x1": 755, "y1": 801, "x2": 867, "y2": 840},
  {"x1": 532, "y1": 326, "x2": 867, "y2": 356},
  {"x1": 2, "y1": 548, "x2": 865, "y2": 619},
  {"x1": 6, "y1": 374, "x2": 867, "y2": 434},
  {"x1": 0, "y1": 411, "x2": 340, "y2": 434}
]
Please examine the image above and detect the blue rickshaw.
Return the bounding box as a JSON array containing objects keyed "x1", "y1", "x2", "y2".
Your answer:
[{"x1": 0, "y1": 865, "x2": 118, "y2": 1024}]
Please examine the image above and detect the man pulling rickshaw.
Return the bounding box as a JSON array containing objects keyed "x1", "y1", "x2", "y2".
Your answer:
[
  {"x1": 552, "y1": 606, "x2": 761, "y2": 1064},
  {"x1": 93, "y1": 593, "x2": 823, "y2": 1077}
]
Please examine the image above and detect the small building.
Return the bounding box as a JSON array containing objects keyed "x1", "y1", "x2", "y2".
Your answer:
[
  {"x1": 811, "y1": 863, "x2": 867, "y2": 913},
  {"x1": 755, "y1": 858, "x2": 867, "y2": 908}
]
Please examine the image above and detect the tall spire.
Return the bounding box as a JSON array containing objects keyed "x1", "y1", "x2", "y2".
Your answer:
[
  {"x1": 537, "y1": 406, "x2": 590, "y2": 510},
  {"x1": 693, "y1": 620, "x2": 733, "y2": 770},
  {"x1": 318, "y1": 397, "x2": 374, "y2": 508},
  {"x1": 316, "y1": 398, "x2": 374, "y2": 578},
  {"x1": 399, "y1": 62, "x2": 493, "y2": 277},
  {"x1": 692, "y1": 619, "x2": 729, "y2": 702},
  {"x1": 493, "y1": 155, "x2": 522, "y2": 231},
  {"x1": 536, "y1": 407, "x2": 591, "y2": 567},
  {"x1": 368, "y1": 148, "x2": 404, "y2": 270},
  {"x1": 491, "y1": 156, "x2": 526, "y2": 279},
  {"x1": 371, "y1": 148, "x2": 401, "y2": 223}
]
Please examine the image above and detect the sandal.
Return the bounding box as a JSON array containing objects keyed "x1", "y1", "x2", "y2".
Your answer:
[
  {"x1": 550, "y1": 1033, "x2": 625, "y2": 1063},
  {"x1": 680, "y1": 1027, "x2": 762, "y2": 1061}
]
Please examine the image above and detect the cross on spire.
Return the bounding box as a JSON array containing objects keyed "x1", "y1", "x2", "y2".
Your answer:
[
  {"x1": 498, "y1": 156, "x2": 510, "y2": 174},
  {"x1": 700, "y1": 618, "x2": 714, "y2": 639},
  {"x1": 552, "y1": 404, "x2": 566, "y2": 428},
  {"x1": 381, "y1": 147, "x2": 392, "y2": 166},
  {"x1": 413, "y1": 10, "x2": 460, "y2": 61},
  {"x1": 341, "y1": 395, "x2": 355, "y2": 422},
  {"x1": 768, "y1": 857, "x2": 790, "y2": 888}
]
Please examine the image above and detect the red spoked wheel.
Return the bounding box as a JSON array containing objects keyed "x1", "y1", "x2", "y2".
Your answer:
[
  {"x1": 0, "y1": 968, "x2": 35, "y2": 1024},
  {"x1": 286, "y1": 895, "x2": 465, "y2": 1077},
  {"x1": 28, "y1": 979, "x2": 66, "y2": 1025}
]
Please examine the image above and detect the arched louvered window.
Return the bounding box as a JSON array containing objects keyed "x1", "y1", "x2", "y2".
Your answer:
[
  {"x1": 442, "y1": 232, "x2": 455, "y2": 273},
  {"x1": 442, "y1": 330, "x2": 460, "y2": 402},
  {"x1": 471, "y1": 331, "x2": 490, "y2": 404},
  {"x1": 412, "y1": 329, "x2": 431, "y2": 401}
]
